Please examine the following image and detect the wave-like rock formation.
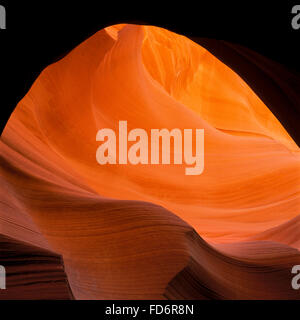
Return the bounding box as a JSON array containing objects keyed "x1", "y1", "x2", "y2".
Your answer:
[
  {"x1": 0, "y1": 24, "x2": 299, "y2": 299},
  {"x1": 193, "y1": 38, "x2": 300, "y2": 146},
  {"x1": 0, "y1": 234, "x2": 73, "y2": 299}
]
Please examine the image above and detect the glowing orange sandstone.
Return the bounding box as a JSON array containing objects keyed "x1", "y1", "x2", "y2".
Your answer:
[
  {"x1": 2, "y1": 24, "x2": 299, "y2": 242},
  {"x1": 0, "y1": 24, "x2": 299, "y2": 299}
]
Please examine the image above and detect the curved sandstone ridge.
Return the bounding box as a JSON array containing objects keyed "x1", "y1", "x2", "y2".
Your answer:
[
  {"x1": 0, "y1": 24, "x2": 299, "y2": 299},
  {"x1": 0, "y1": 234, "x2": 73, "y2": 299}
]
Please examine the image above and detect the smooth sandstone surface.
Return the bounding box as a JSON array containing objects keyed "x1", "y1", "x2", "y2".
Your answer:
[{"x1": 0, "y1": 24, "x2": 299, "y2": 299}]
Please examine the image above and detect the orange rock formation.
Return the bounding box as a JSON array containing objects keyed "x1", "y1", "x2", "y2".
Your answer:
[{"x1": 0, "y1": 24, "x2": 299, "y2": 299}]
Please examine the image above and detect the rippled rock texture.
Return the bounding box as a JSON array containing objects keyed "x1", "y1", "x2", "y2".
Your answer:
[{"x1": 0, "y1": 24, "x2": 299, "y2": 299}]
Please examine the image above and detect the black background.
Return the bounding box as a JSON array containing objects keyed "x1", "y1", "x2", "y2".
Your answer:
[
  {"x1": 0, "y1": 300, "x2": 295, "y2": 318},
  {"x1": 0, "y1": 1, "x2": 299, "y2": 133}
]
